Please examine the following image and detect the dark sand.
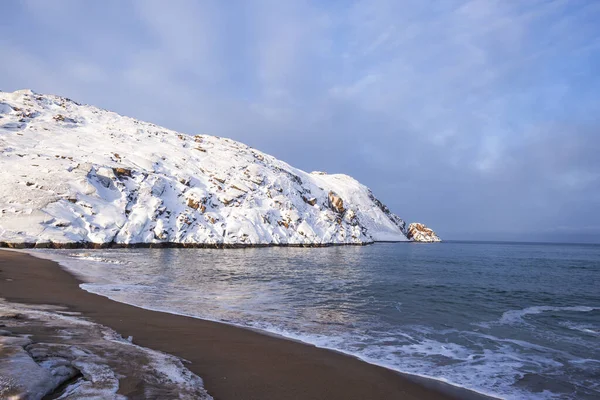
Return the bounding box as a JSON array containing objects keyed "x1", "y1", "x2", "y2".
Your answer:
[{"x1": 0, "y1": 250, "x2": 484, "y2": 400}]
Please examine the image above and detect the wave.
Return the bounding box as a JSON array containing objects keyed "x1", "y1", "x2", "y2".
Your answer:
[
  {"x1": 79, "y1": 280, "x2": 577, "y2": 400},
  {"x1": 75, "y1": 282, "x2": 512, "y2": 400},
  {"x1": 68, "y1": 253, "x2": 124, "y2": 264},
  {"x1": 500, "y1": 305, "x2": 600, "y2": 325},
  {"x1": 560, "y1": 321, "x2": 600, "y2": 336}
]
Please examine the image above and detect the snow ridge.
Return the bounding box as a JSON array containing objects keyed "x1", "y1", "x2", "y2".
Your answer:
[{"x1": 0, "y1": 90, "x2": 409, "y2": 247}]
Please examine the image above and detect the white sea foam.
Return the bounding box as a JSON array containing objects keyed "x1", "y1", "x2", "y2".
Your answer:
[
  {"x1": 560, "y1": 321, "x2": 600, "y2": 335},
  {"x1": 68, "y1": 253, "x2": 125, "y2": 264},
  {"x1": 500, "y1": 305, "x2": 600, "y2": 325},
  {"x1": 60, "y1": 291, "x2": 594, "y2": 399},
  {"x1": 50, "y1": 283, "x2": 526, "y2": 400}
]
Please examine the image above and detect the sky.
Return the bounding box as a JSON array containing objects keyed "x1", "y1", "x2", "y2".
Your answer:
[{"x1": 2, "y1": 0, "x2": 599, "y2": 242}]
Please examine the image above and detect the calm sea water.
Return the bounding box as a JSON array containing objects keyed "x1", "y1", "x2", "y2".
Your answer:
[{"x1": 42, "y1": 242, "x2": 600, "y2": 399}]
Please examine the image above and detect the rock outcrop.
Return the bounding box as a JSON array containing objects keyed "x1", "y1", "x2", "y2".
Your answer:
[
  {"x1": 328, "y1": 191, "x2": 345, "y2": 214},
  {"x1": 406, "y1": 223, "x2": 441, "y2": 242}
]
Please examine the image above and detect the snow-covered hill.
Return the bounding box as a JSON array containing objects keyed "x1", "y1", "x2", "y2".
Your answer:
[{"x1": 0, "y1": 89, "x2": 415, "y2": 247}]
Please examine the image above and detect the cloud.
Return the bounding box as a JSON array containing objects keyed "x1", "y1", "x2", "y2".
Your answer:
[{"x1": 1, "y1": 0, "x2": 599, "y2": 241}]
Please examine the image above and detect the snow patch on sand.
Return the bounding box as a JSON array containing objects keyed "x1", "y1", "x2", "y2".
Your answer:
[{"x1": 0, "y1": 299, "x2": 212, "y2": 399}]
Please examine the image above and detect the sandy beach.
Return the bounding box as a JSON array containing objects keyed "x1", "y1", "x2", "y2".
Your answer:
[{"x1": 0, "y1": 250, "x2": 484, "y2": 400}]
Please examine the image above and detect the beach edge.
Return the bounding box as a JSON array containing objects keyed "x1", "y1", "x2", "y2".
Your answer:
[{"x1": 0, "y1": 249, "x2": 488, "y2": 400}]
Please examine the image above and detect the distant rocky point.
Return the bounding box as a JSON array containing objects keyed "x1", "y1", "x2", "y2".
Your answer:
[
  {"x1": 406, "y1": 223, "x2": 441, "y2": 242},
  {"x1": 0, "y1": 89, "x2": 440, "y2": 248}
]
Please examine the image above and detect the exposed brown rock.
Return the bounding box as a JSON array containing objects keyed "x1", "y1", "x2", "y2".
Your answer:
[
  {"x1": 231, "y1": 185, "x2": 247, "y2": 193},
  {"x1": 406, "y1": 223, "x2": 441, "y2": 243},
  {"x1": 328, "y1": 191, "x2": 345, "y2": 214},
  {"x1": 302, "y1": 196, "x2": 317, "y2": 206},
  {"x1": 186, "y1": 197, "x2": 206, "y2": 213},
  {"x1": 113, "y1": 167, "x2": 132, "y2": 178},
  {"x1": 179, "y1": 177, "x2": 190, "y2": 186},
  {"x1": 187, "y1": 198, "x2": 200, "y2": 210}
]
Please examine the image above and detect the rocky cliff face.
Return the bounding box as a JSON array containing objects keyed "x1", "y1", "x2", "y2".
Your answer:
[
  {"x1": 405, "y1": 223, "x2": 441, "y2": 242},
  {"x1": 0, "y1": 90, "x2": 421, "y2": 247}
]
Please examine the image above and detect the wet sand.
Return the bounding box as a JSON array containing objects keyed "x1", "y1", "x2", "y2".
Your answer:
[{"x1": 0, "y1": 250, "x2": 484, "y2": 400}]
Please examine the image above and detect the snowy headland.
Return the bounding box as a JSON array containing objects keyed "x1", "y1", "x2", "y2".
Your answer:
[{"x1": 0, "y1": 90, "x2": 438, "y2": 248}]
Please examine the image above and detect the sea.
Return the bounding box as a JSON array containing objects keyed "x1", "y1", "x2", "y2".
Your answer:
[{"x1": 40, "y1": 241, "x2": 600, "y2": 399}]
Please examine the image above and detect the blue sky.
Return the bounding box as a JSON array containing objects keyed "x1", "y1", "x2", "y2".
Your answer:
[{"x1": 2, "y1": 0, "x2": 599, "y2": 242}]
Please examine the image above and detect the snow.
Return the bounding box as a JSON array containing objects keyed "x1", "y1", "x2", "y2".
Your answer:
[
  {"x1": 0, "y1": 334, "x2": 66, "y2": 399},
  {"x1": 0, "y1": 299, "x2": 212, "y2": 399},
  {"x1": 0, "y1": 89, "x2": 409, "y2": 246}
]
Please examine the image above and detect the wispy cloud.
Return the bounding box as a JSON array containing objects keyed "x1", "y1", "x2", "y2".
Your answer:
[{"x1": 1, "y1": 0, "x2": 599, "y2": 240}]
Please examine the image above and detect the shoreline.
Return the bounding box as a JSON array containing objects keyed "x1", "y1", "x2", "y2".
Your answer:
[
  {"x1": 0, "y1": 241, "x2": 379, "y2": 249},
  {"x1": 1, "y1": 249, "x2": 484, "y2": 400},
  {"x1": 0, "y1": 237, "x2": 443, "y2": 250}
]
